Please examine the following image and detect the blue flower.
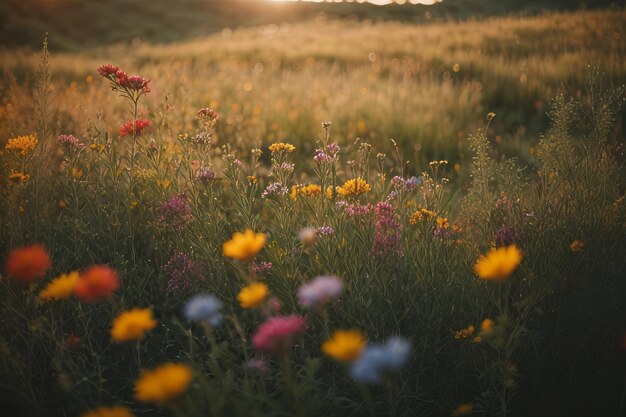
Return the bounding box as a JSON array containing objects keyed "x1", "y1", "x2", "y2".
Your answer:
[
  {"x1": 350, "y1": 336, "x2": 412, "y2": 384},
  {"x1": 184, "y1": 295, "x2": 223, "y2": 327}
]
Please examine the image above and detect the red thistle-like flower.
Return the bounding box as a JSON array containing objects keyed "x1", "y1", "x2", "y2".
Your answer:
[
  {"x1": 197, "y1": 108, "x2": 218, "y2": 120},
  {"x1": 74, "y1": 265, "x2": 119, "y2": 303},
  {"x1": 115, "y1": 70, "x2": 129, "y2": 85},
  {"x1": 97, "y1": 64, "x2": 120, "y2": 77},
  {"x1": 121, "y1": 75, "x2": 151, "y2": 94},
  {"x1": 4, "y1": 245, "x2": 51, "y2": 284},
  {"x1": 119, "y1": 119, "x2": 150, "y2": 137}
]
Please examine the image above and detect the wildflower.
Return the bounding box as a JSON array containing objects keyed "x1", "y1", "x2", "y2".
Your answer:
[
  {"x1": 317, "y1": 226, "x2": 335, "y2": 236},
  {"x1": 74, "y1": 265, "x2": 119, "y2": 302},
  {"x1": 495, "y1": 225, "x2": 518, "y2": 247},
  {"x1": 39, "y1": 271, "x2": 79, "y2": 301},
  {"x1": 452, "y1": 403, "x2": 474, "y2": 416},
  {"x1": 80, "y1": 405, "x2": 135, "y2": 417},
  {"x1": 479, "y1": 318, "x2": 495, "y2": 335},
  {"x1": 252, "y1": 315, "x2": 307, "y2": 354},
  {"x1": 371, "y1": 202, "x2": 402, "y2": 257},
  {"x1": 111, "y1": 308, "x2": 157, "y2": 342},
  {"x1": 251, "y1": 261, "x2": 272, "y2": 276},
  {"x1": 5, "y1": 134, "x2": 38, "y2": 157},
  {"x1": 238, "y1": 282, "x2": 269, "y2": 309},
  {"x1": 8, "y1": 171, "x2": 30, "y2": 183},
  {"x1": 196, "y1": 167, "x2": 215, "y2": 182},
  {"x1": 350, "y1": 336, "x2": 412, "y2": 384},
  {"x1": 158, "y1": 194, "x2": 192, "y2": 231},
  {"x1": 97, "y1": 64, "x2": 120, "y2": 77},
  {"x1": 570, "y1": 240, "x2": 584, "y2": 252},
  {"x1": 121, "y1": 75, "x2": 151, "y2": 94},
  {"x1": 436, "y1": 217, "x2": 449, "y2": 229},
  {"x1": 197, "y1": 107, "x2": 218, "y2": 126},
  {"x1": 119, "y1": 119, "x2": 150, "y2": 137},
  {"x1": 4, "y1": 245, "x2": 51, "y2": 284},
  {"x1": 336, "y1": 177, "x2": 371, "y2": 197},
  {"x1": 268, "y1": 142, "x2": 295, "y2": 153},
  {"x1": 262, "y1": 182, "x2": 289, "y2": 198},
  {"x1": 247, "y1": 175, "x2": 257, "y2": 184},
  {"x1": 298, "y1": 227, "x2": 317, "y2": 246},
  {"x1": 454, "y1": 325, "x2": 475, "y2": 340},
  {"x1": 409, "y1": 208, "x2": 437, "y2": 224},
  {"x1": 223, "y1": 229, "x2": 267, "y2": 261},
  {"x1": 322, "y1": 330, "x2": 366, "y2": 362},
  {"x1": 246, "y1": 358, "x2": 268, "y2": 373},
  {"x1": 474, "y1": 244, "x2": 522, "y2": 282},
  {"x1": 344, "y1": 203, "x2": 372, "y2": 219},
  {"x1": 184, "y1": 295, "x2": 223, "y2": 327},
  {"x1": 163, "y1": 253, "x2": 203, "y2": 292},
  {"x1": 58, "y1": 134, "x2": 84, "y2": 149},
  {"x1": 134, "y1": 363, "x2": 193, "y2": 405},
  {"x1": 297, "y1": 276, "x2": 343, "y2": 309}
]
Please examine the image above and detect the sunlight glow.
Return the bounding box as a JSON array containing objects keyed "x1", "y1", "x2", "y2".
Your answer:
[{"x1": 265, "y1": 0, "x2": 441, "y2": 5}]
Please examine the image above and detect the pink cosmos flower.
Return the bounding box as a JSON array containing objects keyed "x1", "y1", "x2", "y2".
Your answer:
[{"x1": 252, "y1": 315, "x2": 307, "y2": 354}]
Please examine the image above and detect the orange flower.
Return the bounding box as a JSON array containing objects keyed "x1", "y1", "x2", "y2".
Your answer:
[
  {"x1": 223, "y1": 230, "x2": 266, "y2": 261},
  {"x1": 74, "y1": 265, "x2": 119, "y2": 302},
  {"x1": 4, "y1": 245, "x2": 51, "y2": 284}
]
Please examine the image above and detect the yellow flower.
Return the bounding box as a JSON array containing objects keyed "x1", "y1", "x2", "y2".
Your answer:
[
  {"x1": 452, "y1": 403, "x2": 474, "y2": 416},
  {"x1": 111, "y1": 308, "x2": 157, "y2": 342},
  {"x1": 570, "y1": 240, "x2": 584, "y2": 252},
  {"x1": 72, "y1": 167, "x2": 84, "y2": 178},
  {"x1": 479, "y1": 318, "x2": 495, "y2": 334},
  {"x1": 81, "y1": 406, "x2": 136, "y2": 417},
  {"x1": 454, "y1": 325, "x2": 475, "y2": 340},
  {"x1": 268, "y1": 142, "x2": 295, "y2": 153},
  {"x1": 8, "y1": 171, "x2": 30, "y2": 183},
  {"x1": 474, "y1": 244, "x2": 522, "y2": 282},
  {"x1": 336, "y1": 177, "x2": 370, "y2": 197},
  {"x1": 409, "y1": 208, "x2": 437, "y2": 224},
  {"x1": 247, "y1": 175, "x2": 257, "y2": 184},
  {"x1": 291, "y1": 184, "x2": 321, "y2": 200},
  {"x1": 5, "y1": 134, "x2": 38, "y2": 157},
  {"x1": 436, "y1": 217, "x2": 449, "y2": 229},
  {"x1": 39, "y1": 271, "x2": 79, "y2": 301},
  {"x1": 223, "y1": 229, "x2": 267, "y2": 261},
  {"x1": 237, "y1": 282, "x2": 269, "y2": 308},
  {"x1": 322, "y1": 329, "x2": 366, "y2": 362},
  {"x1": 134, "y1": 363, "x2": 193, "y2": 405},
  {"x1": 90, "y1": 143, "x2": 106, "y2": 153},
  {"x1": 157, "y1": 179, "x2": 170, "y2": 189}
]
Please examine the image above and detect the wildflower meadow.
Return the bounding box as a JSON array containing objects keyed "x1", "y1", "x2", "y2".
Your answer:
[{"x1": 1, "y1": 2, "x2": 626, "y2": 417}]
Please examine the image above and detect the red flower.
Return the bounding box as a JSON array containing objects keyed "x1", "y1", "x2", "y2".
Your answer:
[
  {"x1": 97, "y1": 64, "x2": 120, "y2": 77},
  {"x1": 121, "y1": 75, "x2": 151, "y2": 94},
  {"x1": 115, "y1": 70, "x2": 128, "y2": 85},
  {"x1": 4, "y1": 245, "x2": 51, "y2": 284},
  {"x1": 197, "y1": 108, "x2": 218, "y2": 121},
  {"x1": 74, "y1": 265, "x2": 119, "y2": 302},
  {"x1": 252, "y1": 315, "x2": 307, "y2": 355},
  {"x1": 119, "y1": 119, "x2": 150, "y2": 137}
]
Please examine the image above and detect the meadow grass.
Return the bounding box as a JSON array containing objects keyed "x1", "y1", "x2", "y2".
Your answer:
[{"x1": 0, "y1": 9, "x2": 626, "y2": 417}]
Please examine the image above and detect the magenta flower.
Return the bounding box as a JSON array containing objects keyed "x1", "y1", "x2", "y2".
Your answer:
[
  {"x1": 297, "y1": 276, "x2": 343, "y2": 309},
  {"x1": 158, "y1": 194, "x2": 192, "y2": 230},
  {"x1": 252, "y1": 315, "x2": 307, "y2": 354}
]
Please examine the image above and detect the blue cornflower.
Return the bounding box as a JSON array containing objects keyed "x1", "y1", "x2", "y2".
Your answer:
[
  {"x1": 184, "y1": 295, "x2": 223, "y2": 327},
  {"x1": 350, "y1": 336, "x2": 412, "y2": 384}
]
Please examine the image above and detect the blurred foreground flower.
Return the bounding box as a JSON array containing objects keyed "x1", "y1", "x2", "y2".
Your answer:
[
  {"x1": 39, "y1": 271, "x2": 79, "y2": 301},
  {"x1": 350, "y1": 336, "x2": 412, "y2": 384},
  {"x1": 4, "y1": 245, "x2": 51, "y2": 284},
  {"x1": 74, "y1": 265, "x2": 119, "y2": 302},
  {"x1": 297, "y1": 276, "x2": 343, "y2": 309},
  {"x1": 223, "y1": 229, "x2": 266, "y2": 261},
  {"x1": 474, "y1": 244, "x2": 522, "y2": 282},
  {"x1": 80, "y1": 405, "x2": 135, "y2": 417},
  {"x1": 238, "y1": 282, "x2": 269, "y2": 309},
  {"x1": 252, "y1": 315, "x2": 307, "y2": 355},
  {"x1": 135, "y1": 363, "x2": 193, "y2": 405},
  {"x1": 322, "y1": 330, "x2": 366, "y2": 362},
  {"x1": 111, "y1": 308, "x2": 157, "y2": 342},
  {"x1": 452, "y1": 403, "x2": 474, "y2": 416},
  {"x1": 184, "y1": 295, "x2": 223, "y2": 327}
]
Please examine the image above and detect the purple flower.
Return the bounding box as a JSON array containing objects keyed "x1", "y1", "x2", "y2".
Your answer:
[
  {"x1": 246, "y1": 358, "x2": 269, "y2": 373},
  {"x1": 317, "y1": 226, "x2": 335, "y2": 236},
  {"x1": 158, "y1": 194, "x2": 192, "y2": 230},
  {"x1": 58, "y1": 134, "x2": 84, "y2": 148},
  {"x1": 251, "y1": 261, "x2": 273, "y2": 276},
  {"x1": 262, "y1": 182, "x2": 289, "y2": 198},
  {"x1": 163, "y1": 252, "x2": 203, "y2": 292},
  {"x1": 495, "y1": 224, "x2": 518, "y2": 247},
  {"x1": 297, "y1": 276, "x2": 343, "y2": 309},
  {"x1": 405, "y1": 176, "x2": 421, "y2": 190},
  {"x1": 196, "y1": 167, "x2": 216, "y2": 182},
  {"x1": 371, "y1": 202, "x2": 402, "y2": 257}
]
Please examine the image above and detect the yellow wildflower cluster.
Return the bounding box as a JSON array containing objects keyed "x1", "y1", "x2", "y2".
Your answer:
[
  {"x1": 290, "y1": 184, "x2": 322, "y2": 200},
  {"x1": 454, "y1": 325, "x2": 475, "y2": 340},
  {"x1": 237, "y1": 282, "x2": 269, "y2": 308},
  {"x1": 436, "y1": 217, "x2": 449, "y2": 229},
  {"x1": 39, "y1": 271, "x2": 79, "y2": 301},
  {"x1": 268, "y1": 142, "x2": 295, "y2": 153},
  {"x1": 409, "y1": 208, "x2": 437, "y2": 224},
  {"x1": 134, "y1": 363, "x2": 193, "y2": 405},
  {"x1": 336, "y1": 177, "x2": 371, "y2": 197},
  {"x1": 81, "y1": 406, "x2": 135, "y2": 417},
  {"x1": 322, "y1": 329, "x2": 366, "y2": 362},
  {"x1": 474, "y1": 244, "x2": 522, "y2": 282},
  {"x1": 111, "y1": 308, "x2": 157, "y2": 342},
  {"x1": 5, "y1": 134, "x2": 38, "y2": 157},
  {"x1": 223, "y1": 229, "x2": 267, "y2": 261},
  {"x1": 8, "y1": 171, "x2": 30, "y2": 183}
]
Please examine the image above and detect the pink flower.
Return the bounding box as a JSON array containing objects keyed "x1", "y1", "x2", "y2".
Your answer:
[
  {"x1": 297, "y1": 276, "x2": 343, "y2": 309},
  {"x1": 119, "y1": 119, "x2": 150, "y2": 137},
  {"x1": 252, "y1": 315, "x2": 307, "y2": 354},
  {"x1": 97, "y1": 64, "x2": 119, "y2": 77}
]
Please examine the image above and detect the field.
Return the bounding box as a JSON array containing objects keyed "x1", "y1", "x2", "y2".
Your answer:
[{"x1": 1, "y1": 3, "x2": 626, "y2": 417}]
